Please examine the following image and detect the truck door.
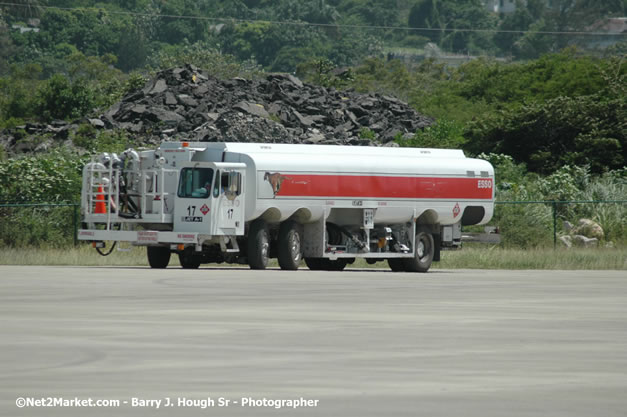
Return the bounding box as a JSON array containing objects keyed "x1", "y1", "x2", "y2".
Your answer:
[
  {"x1": 212, "y1": 166, "x2": 245, "y2": 236},
  {"x1": 173, "y1": 164, "x2": 215, "y2": 233}
]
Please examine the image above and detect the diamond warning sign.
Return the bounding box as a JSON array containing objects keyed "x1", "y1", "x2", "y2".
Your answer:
[
  {"x1": 200, "y1": 204, "x2": 210, "y2": 215},
  {"x1": 453, "y1": 203, "x2": 461, "y2": 218}
]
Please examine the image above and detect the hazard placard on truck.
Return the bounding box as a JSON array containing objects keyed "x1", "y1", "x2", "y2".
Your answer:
[{"x1": 79, "y1": 142, "x2": 495, "y2": 272}]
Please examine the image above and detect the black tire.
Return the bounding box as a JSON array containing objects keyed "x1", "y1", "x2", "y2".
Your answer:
[
  {"x1": 388, "y1": 258, "x2": 406, "y2": 272},
  {"x1": 324, "y1": 259, "x2": 348, "y2": 271},
  {"x1": 147, "y1": 246, "x2": 170, "y2": 269},
  {"x1": 277, "y1": 220, "x2": 303, "y2": 270},
  {"x1": 403, "y1": 229, "x2": 435, "y2": 273},
  {"x1": 178, "y1": 248, "x2": 201, "y2": 269},
  {"x1": 305, "y1": 257, "x2": 325, "y2": 270},
  {"x1": 304, "y1": 258, "x2": 347, "y2": 271},
  {"x1": 248, "y1": 219, "x2": 270, "y2": 270}
]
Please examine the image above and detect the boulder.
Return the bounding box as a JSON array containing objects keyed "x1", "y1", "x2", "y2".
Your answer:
[
  {"x1": 559, "y1": 235, "x2": 573, "y2": 248},
  {"x1": 572, "y1": 219, "x2": 604, "y2": 240},
  {"x1": 233, "y1": 101, "x2": 270, "y2": 119},
  {"x1": 563, "y1": 220, "x2": 574, "y2": 233},
  {"x1": 572, "y1": 235, "x2": 599, "y2": 248},
  {"x1": 149, "y1": 79, "x2": 168, "y2": 95},
  {"x1": 165, "y1": 92, "x2": 177, "y2": 106},
  {"x1": 88, "y1": 118, "x2": 105, "y2": 128}
]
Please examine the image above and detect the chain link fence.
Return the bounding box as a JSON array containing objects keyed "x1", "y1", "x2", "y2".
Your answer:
[
  {"x1": 490, "y1": 200, "x2": 626, "y2": 248},
  {"x1": 0, "y1": 200, "x2": 625, "y2": 248},
  {"x1": 0, "y1": 203, "x2": 80, "y2": 247}
]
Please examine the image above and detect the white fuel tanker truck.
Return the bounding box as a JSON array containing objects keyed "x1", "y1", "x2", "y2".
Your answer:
[{"x1": 78, "y1": 142, "x2": 495, "y2": 272}]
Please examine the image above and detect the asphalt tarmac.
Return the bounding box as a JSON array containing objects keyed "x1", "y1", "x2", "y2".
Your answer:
[{"x1": 1, "y1": 266, "x2": 626, "y2": 417}]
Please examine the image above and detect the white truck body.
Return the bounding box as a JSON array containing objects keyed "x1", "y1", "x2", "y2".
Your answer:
[{"x1": 79, "y1": 142, "x2": 495, "y2": 272}]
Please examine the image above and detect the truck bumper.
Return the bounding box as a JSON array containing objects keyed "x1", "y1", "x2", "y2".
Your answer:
[{"x1": 78, "y1": 229, "x2": 203, "y2": 245}]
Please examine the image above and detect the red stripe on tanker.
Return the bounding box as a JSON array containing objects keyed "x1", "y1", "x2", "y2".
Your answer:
[{"x1": 263, "y1": 173, "x2": 493, "y2": 200}]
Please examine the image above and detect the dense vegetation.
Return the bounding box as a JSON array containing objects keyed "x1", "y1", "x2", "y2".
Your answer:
[
  {"x1": 0, "y1": 0, "x2": 625, "y2": 248},
  {"x1": 2, "y1": 0, "x2": 625, "y2": 74}
]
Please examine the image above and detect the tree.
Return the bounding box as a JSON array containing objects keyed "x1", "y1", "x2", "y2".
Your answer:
[
  {"x1": 302, "y1": 0, "x2": 340, "y2": 25},
  {"x1": 539, "y1": 0, "x2": 626, "y2": 52},
  {"x1": 572, "y1": 0, "x2": 625, "y2": 18},
  {"x1": 408, "y1": 0, "x2": 497, "y2": 53},
  {"x1": 352, "y1": 0, "x2": 399, "y2": 27},
  {"x1": 0, "y1": 0, "x2": 45, "y2": 20},
  {"x1": 218, "y1": 20, "x2": 332, "y2": 69},
  {"x1": 448, "y1": 51, "x2": 609, "y2": 105},
  {"x1": 408, "y1": 0, "x2": 442, "y2": 43},
  {"x1": 465, "y1": 95, "x2": 625, "y2": 174},
  {"x1": 494, "y1": 0, "x2": 538, "y2": 56},
  {"x1": 35, "y1": 73, "x2": 95, "y2": 121},
  {"x1": 153, "y1": 0, "x2": 209, "y2": 44},
  {"x1": 0, "y1": 63, "x2": 42, "y2": 121},
  {"x1": 0, "y1": 14, "x2": 16, "y2": 74}
]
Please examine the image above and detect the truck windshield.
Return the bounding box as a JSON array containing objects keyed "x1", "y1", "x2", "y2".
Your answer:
[{"x1": 178, "y1": 168, "x2": 214, "y2": 198}]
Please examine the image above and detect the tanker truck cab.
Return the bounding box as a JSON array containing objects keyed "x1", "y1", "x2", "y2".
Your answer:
[{"x1": 174, "y1": 161, "x2": 246, "y2": 236}]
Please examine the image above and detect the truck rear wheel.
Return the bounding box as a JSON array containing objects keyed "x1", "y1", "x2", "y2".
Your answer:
[
  {"x1": 388, "y1": 258, "x2": 406, "y2": 272},
  {"x1": 325, "y1": 259, "x2": 348, "y2": 271},
  {"x1": 147, "y1": 246, "x2": 171, "y2": 269},
  {"x1": 403, "y1": 229, "x2": 435, "y2": 273},
  {"x1": 304, "y1": 258, "x2": 325, "y2": 270},
  {"x1": 278, "y1": 220, "x2": 303, "y2": 270},
  {"x1": 178, "y1": 248, "x2": 201, "y2": 269},
  {"x1": 248, "y1": 219, "x2": 269, "y2": 270},
  {"x1": 305, "y1": 258, "x2": 347, "y2": 271}
]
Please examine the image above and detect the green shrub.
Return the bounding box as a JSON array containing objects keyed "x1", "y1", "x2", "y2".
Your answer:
[
  {"x1": 359, "y1": 127, "x2": 376, "y2": 141},
  {"x1": 397, "y1": 118, "x2": 465, "y2": 149},
  {"x1": 0, "y1": 149, "x2": 84, "y2": 203},
  {"x1": 92, "y1": 130, "x2": 133, "y2": 154},
  {"x1": 566, "y1": 171, "x2": 627, "y2": 244},
  {"x1": 0, "y1": 149, "x2": 85, "y2": 247},
  {"x1": 122, "y1": 71, "x2": 148, "y2": 96},
  {"x1": 477, "y1": 153, "x2": 528, "y2": 191},
  {"x1": 147, "y1": 41, "x2": 262, "y2": 79},
  {"x1": 35, "y1": 74, "x2": 95, "y2": 121},
  {"x1": 71, "y1": 123, "x2": 97, "y2": 149},
  {"x1": 481, "y1": 157, "x2": 626, "y2": 247},
  {"x1": 491, "y1": 203, "x2": 553, "y2": 248},
  {"x1": 0, "y1": 117, "x2": 25, "y2": 130},
  {"x1": 0, "y1": 206, "x2": 77, "y2": 248},
  {"x1": 71, "y1": 128, "x2": 133, "y2": 153}
]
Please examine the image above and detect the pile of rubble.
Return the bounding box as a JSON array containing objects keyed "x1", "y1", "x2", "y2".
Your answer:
[
  {"x1": 101, "y1": 64, "x2": 433, "y2": 146},
  {"x1": 560, "y1": 218, "x2": 606, "y2": 248},
  {"x1": 0, "y1": 64, "x2": 434, "y2": 152}
]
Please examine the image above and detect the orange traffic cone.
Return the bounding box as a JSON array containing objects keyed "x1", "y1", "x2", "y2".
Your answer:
[{"x1": 95, "y1": 185, "x2": 107, "y2": 214}]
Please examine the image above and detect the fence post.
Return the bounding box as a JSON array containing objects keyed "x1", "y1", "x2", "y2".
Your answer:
[
  {"x1": 73, "y1": 204, "x2": 78, "y2": 246},
  {"x1": 552, "y1": 201, "x2": 557, "y2": 249}
]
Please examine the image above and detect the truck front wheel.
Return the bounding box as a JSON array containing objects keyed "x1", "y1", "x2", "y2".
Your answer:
[
  {"x1": 403, "y1": 229, "x2": 435, "y2": 273},
  {"x1": 278, "y1": 220, "x2": 303, "y2": 270},
  {"x1": 147, "y1": 246, "x2": 171, "y2": 269},
  {"x1": 248, "y1": 219, "x2": 270, "y2": 270}
]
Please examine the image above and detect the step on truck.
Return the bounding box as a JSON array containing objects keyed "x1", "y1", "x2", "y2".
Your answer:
[{"x1": 78, "y1": 142, "x2": 495, "y2": 272}]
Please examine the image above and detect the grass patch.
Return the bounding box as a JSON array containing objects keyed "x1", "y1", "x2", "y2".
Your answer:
[
  {"x1": 0, "y1": 244, "x2": 147, "y2": 266},
  {"x1": 432, "y1": 246, "x2": 627, "y2": 270},
  {"x1": 0, "y1": 245, "x2": 625, "y2": 270}
]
